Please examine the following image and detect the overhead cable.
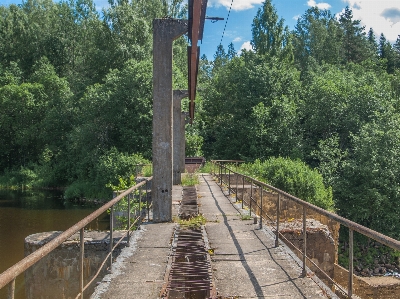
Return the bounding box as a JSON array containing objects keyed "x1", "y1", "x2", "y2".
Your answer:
[{"x1": 219, "y1": 0, "x2": 234, "y2": 45}]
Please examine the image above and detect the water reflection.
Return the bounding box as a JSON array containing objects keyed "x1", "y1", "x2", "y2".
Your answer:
[{"x1": 0, "y1": 189, "x2": 109, "y2": 299}]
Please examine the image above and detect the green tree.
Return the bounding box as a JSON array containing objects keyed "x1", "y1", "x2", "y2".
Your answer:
[
  {"x1": 251, "y1": 0, "x2": 293, "y2": 61},
  {"x1": 336, "y1": 110, "x2": 400, "y2": 238},
  {"x1": 293, "y1": 7, "x2": 342, "y2": 69},
  {"x1": 338, "y1": 6, "x2": 369, "y2": 64}
]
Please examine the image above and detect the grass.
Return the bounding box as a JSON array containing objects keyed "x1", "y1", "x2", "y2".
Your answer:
[
  {"x1": 181, "y1": 173, "x2": 199, "y2": 186},
  {"x1": 178, "y1": 214, "x2": 207, "y2": 229},
  {"x1": 241, "y1": 214, "x2": 252, "y2": 220},
  {"x1": 198, "y1": 161, "x2": 213, "y2": 173}
]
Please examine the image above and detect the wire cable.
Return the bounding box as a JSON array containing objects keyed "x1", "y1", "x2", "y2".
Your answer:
[{"x1": 219, "y1": 0, "x2": 234, "y2": 45}]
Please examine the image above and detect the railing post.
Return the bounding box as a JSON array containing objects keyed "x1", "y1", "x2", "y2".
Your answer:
[
  {"x1": 7, "y1": 279, "x2": 15, "y2": 299},
  {"x1": 224, "y1": 165, "x2": 226, "y2": 185},
  {"x1": 146, "y1": 180, "x2": 150, "y2": 221},
  {"x1": 275, "y1": 193, "x2": 280, "y2": 247},
  {"x1": 80, "y1": 228, "x2": 84, "y2": 299},
  {"x1": 228, "y1": 168, "x2": 231, "y2": 195},
  {"x1": 109, "y1": 205, "x2": 114, "y2": 272},
  {"x1": 219, "y1": 164, "x2": 222, "y2": 185},
  {"x1": 302, "y1": 207, "x2": 307, "y2": 277},
  {"x1": 235, "y1": 172, "x2": 238, "y2": 202},
  {"x1": 127, "y1": 193, "x2": 131, "y2": 243},
  {"x1": 260, "y1": 186, "x2": 263, "y2": 229},
  {"x1": 249, "y1": 180, "x2": 253, "y2": 216},
  {"x1": 139, "y1": 185, "x2": 142, "y2": 220},
  {"x1": 242, "y1": 175, "x2": 245, "y2": 209},
  {"x1": 348, "y1": 229, "x2": 354, "y2": 298}
]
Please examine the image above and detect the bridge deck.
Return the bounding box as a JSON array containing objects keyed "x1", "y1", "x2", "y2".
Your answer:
[{"x1": 91, "y1": 174, "x2": 333, "y2": 298}]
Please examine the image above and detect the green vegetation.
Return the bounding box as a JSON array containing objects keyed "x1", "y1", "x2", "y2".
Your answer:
[
  {"x1": 0, "y1": 0, "x2": 186, "y2": 199},
  {"x1": 178, "y1": 214, "x2": 207, "y2": 229},
  {"x1": 198, "y1": 161, "x2": 213, "y2": 173},
  {"x1": 243, "y1": 158, "x2": 334, "y2": 211},
  {"x1": 1, "y1": 0, "x2": 400, "y2": 246},
  {"x1": 181, "y1": 173, "x2": 199, "y2": 186},
  {"x1": 241, "y1": 214, "x2": 252, "y2": 221}
]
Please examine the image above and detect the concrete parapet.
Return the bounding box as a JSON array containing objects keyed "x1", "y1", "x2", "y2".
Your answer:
[{"x1": 24, "y1": 230, "x2": 128, "y2": 299}]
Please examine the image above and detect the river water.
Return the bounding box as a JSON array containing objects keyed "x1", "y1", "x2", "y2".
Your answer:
[{"x1": 0, "y1": 189, "x2": 109, "y2": 299}]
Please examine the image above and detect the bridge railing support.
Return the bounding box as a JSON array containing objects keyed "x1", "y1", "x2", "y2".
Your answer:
[
  {"x1": 212, "y1": 160, "x2": 400, "y2": 299},
  {"x1": 0, "y1": 177, "x2": 153, "y2": 299}
]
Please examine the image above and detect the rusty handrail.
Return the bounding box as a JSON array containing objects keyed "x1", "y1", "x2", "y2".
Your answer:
[
  {"x1": 213, "y1": 160, "x2": 400, "y2": 298},
  {"x1": 0, "y1": 177, "x2": 153, "y2": 291},
  {"x1": 213, "y1": 161, "x2": 400, "y2": 251}
]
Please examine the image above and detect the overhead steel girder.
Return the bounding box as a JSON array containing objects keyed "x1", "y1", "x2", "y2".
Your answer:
[{"x1": 188, "y1": 0, "x2": 207, "y2": 124}]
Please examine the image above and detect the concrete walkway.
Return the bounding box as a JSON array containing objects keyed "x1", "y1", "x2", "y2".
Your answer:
[
  {"x1": 91, "y1": 174, "x2": 333, "y2": 299},
  {"x1": 198, "y1": 174, "x2": 333, "y2": 298}
]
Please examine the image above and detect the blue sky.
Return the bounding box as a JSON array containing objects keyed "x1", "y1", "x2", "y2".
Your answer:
[
  {"x1": 202, "y1": 0, "x2": 400, "y2": 59},
  {"x1": 1, "y1": 0, "x2": 400, "y2": 60}
]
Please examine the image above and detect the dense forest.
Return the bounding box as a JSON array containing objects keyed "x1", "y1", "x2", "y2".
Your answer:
[{"x1": 1, "y1": 0, "x2": 400, "y2": 240}]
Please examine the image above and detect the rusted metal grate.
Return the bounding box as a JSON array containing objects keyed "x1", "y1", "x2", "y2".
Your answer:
[
  {"x1": 161, "y1": 185, "x2": 215, "y2": 298},
  {"x1": 162, "y1": 227, "x2": 214, "y2": 299}
]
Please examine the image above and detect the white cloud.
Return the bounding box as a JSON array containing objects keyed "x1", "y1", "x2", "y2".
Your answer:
[
  {"x1": 233, "y1": 37, "x2": 242, "y2": 42},
  {"x1": 307, "y1": 0, "x2": 331, "y2": 10},
  {"x1": 293, "y1": 14, "x2": 301, "y2": 21},
  {"x1": 239, "y1": 41, "x2": 253, "y2": 53},
  {"x1": 208, "y1": 0, "x2": 264, "y2": 11},
  {"x1": 344, "y1": 0, "x2": 400, "y2": 42}
]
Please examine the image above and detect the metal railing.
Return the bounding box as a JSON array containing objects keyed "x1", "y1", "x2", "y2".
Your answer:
[
  {"x1": 0, "y1": 177, "x2": 153, "y2": 299},
  {"x1": 212, "y1": 160, "x2": 400, "y2": 299}
]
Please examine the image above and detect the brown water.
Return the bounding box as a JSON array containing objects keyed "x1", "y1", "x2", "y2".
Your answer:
[{"x1": 0, "y1": 190, "x2": 109, "y2": 299}]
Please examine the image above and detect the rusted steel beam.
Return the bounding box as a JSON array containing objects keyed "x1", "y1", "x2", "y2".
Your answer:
[
  {"x1": 188, "y1": 0, "x2": 207, "y2": 123},
  {"x1": 199, "y1": 0, "x2": 208, "y2": 41},
  {"x1": 0, "y1": 178, "x2": 152, "y2": 290}
]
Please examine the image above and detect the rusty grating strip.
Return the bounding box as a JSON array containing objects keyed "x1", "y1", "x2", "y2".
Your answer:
[
  {"x1": 161, "y1": 186, "x2": 216, "y2": 298},
  {"x1": 162, "y1": 227, "x2": 214, "y2": 298}
]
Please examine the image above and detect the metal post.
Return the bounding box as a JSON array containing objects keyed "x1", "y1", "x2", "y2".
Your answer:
[
  {"x1": 228, "y1": 168, "x2": 231, "y2": 195},
  {"x1": 348, "y1": 229, "x2": 354, "y2": 298},
  {"x1": 275, "y1": 193, "x2": 280, "y2": 247},
  {"x1": 80, "y1": 228, "x2": 84, "y2": 299},
  {"x1": 249, "y1": 180, "x2": 253, "y2": 216},
  {"x1": 7, "y1": 279, "x2": 15, "y2": 299},
  {"x1": 146, "y1": 180, "x2": 150, "y2": 221},
  {"x1": 235, "y1": 172, "x2": 238, "y2": 202},
  {"x1": 219, "y1": 164, "x2": 222, "y2": 184},
  {"x1": 109, "y1": 205, "x2": 114, "y2": 272},
  {"x1": 128, "y1": 193, "x2": 131, "y2": 242},
  {"x1": 260, "y1": 186, "x2": 263, "y2": 229},
  {"x1": 302, "y1": 207, "x2": 307, "y2": 277},
  {"x1": 242, "y1": 175, "x2": 245, "y2": 209},
  {"x1": 224, "y1": 165, "x2": 226, "y2": 185},
  {"x1": 139, "y1": 185, "x2": 142, "y2": 221}
]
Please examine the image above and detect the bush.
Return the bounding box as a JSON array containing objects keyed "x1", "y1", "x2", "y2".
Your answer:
[
  {"x1": 244, "y1": 157, "x2": 334, "y2": 211},
  {"x1": 65, "y1": 148, "x2": 150, "y2": 200},
  {"x1": 0, "y1": 166, "x2": 38, "y2": 189}
]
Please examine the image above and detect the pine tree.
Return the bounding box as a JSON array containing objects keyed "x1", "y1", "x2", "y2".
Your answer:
[
  {"x1": 251, "y1": 0, "x2": 292, "y2": 60},
  {"x1": 338, "y1": 6, "x2": 369, "y2": 63},
  {"x1": 227, "y1": 42, "x2": 236, "y2": 60}
]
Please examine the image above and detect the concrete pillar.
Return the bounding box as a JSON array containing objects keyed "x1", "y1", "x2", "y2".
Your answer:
[
  {"x1": 180, "y1": 112, "x2": 187, "y2": 175},
  {"x1": 173, "y1": 90, "x2": 188, "y2": 185},
  {"x1": 152, "y1": 19, "x2": 188, "y2": 222}
]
